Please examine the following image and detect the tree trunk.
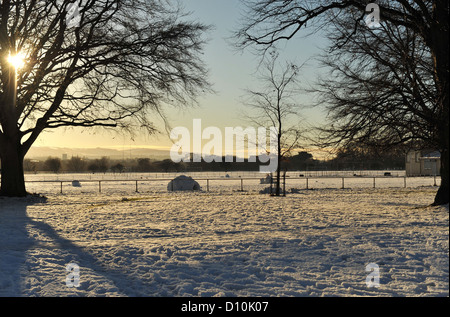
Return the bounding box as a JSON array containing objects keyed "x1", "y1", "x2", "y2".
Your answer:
[
  {"x1": 0, "y1": 139, "x2": 27, "y2": 197},
  {"x1": 275, "y1": 129, "x2": 282, "y2": 196},
  {"x1": 430, "y1": 0, "x2": 449, "y2": 206},
  {"x1": 275, "y1": 164, "x2": 281, "y2": 196},
  {"x1": 433, "y1": 137, "x2": 449, "y2": 206}
]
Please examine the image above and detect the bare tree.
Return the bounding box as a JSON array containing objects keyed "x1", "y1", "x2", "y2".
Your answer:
[
  {"x1": 236, "y1": 0, "x2": 449, "y2": 205},
  {"x1": 23, "y1": 158, "x2": 37, "y2": 173},
  {"x1": 0, "y1": 0, "x2": 211, "y2": 197},
  {"x1": 243, "y1": 52, "x2": 304, "y2": 196},
  {"x1": 44, "y1": 157, "x2": 62, "y2": 173},
  {"x1": 315, "y1": 10, "x2": 437, "y2": 152},
  {"x1": 66, "y1": 156, "x2": 86, "y2": 172}
]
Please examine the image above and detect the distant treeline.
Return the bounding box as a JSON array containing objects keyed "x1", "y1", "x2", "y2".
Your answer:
[{"x1": 24, "y1": 147, "x2": 405, "y2": 173}]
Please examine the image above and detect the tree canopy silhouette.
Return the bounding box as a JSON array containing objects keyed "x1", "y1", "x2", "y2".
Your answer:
[
  {"x1": 236, "y1": 0, "x2": 449, "y2": 205},
  {"x1": 0, "y1": 0, "x2": 211, "y2": 196}
]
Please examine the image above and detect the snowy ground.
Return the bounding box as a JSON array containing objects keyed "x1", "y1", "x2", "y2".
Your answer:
[{"x1": 0, "y1": 177, "x2": 448, "y2": 297}]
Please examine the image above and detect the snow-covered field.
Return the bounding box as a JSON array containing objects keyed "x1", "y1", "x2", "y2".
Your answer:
[{"x1": 0, "y1": 175, "x2": 448, "y2": 297}]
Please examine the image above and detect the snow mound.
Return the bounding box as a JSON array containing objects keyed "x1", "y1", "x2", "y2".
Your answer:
[
  {"x1": 72, "y1": 181, "x2": 81, "y2": 187},
  {"x1": 167, "y1": 175, "x2": 201, "y2": 192}
]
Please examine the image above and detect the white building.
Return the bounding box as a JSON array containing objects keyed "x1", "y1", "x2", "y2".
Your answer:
[{"x1": 405, "y1": 150, "x2": 441, "y2": 176}]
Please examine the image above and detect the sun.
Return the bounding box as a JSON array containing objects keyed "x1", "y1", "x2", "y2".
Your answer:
[{"x1": 7, "y1": 52, "x2": 26, "y2": 70}]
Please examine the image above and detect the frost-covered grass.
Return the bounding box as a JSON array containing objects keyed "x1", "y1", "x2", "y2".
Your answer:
[{"x1": 0, "y1": 185, "x2": 448, "y2": 297}]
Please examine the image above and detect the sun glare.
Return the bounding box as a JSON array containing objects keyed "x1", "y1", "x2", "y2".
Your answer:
[{"x1": 7, "y1": 52, "x2": 25, "y2": 70}]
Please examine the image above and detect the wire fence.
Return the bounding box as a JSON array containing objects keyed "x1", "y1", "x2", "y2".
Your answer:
[
  {"x1": 22, "y1": 170, "x2": 407, "y2": 181},
  {"x1": 22, "y1": 173, "x2": 441, "y2": 195}
]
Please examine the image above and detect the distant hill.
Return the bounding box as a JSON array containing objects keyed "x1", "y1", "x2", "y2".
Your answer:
[{"x1": 26, "y1": 146, "x2": 170, "y2": 161}]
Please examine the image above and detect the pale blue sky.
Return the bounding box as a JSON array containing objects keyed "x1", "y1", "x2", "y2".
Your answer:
[{"x1": 35, "y1": 0, "x2": 329, "y2": 150}]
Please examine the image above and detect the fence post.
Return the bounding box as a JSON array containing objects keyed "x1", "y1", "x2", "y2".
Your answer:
[
  {"x1": 207, "y1": 179, "x2": 209, "y2": 192},
  {"x1": 404, "y1": 176, "x2": 407, "y2": 188},
  {"x1": 373, "y1": 177, "x2": 376, "y2": 189},
  {"x1": 60, "y1": 181, "x2": 63, "y2": 194},
  {"x1": 136, "y1": 180, "x2": 139, "y2": 192},
  {"x1": 306, "y1": 178, "x2": 309, "y2": 190},
  {"x1": 270, "y1": 173, "x2": 273, "y2": 195},
  {"x1": 240, "y1": 178, "x2": 244, "y2": 192},
  {"x1": 99, "y1": 181, "x2": 102, "y2": 193},
  {"x1": 342, "y1": 177, "x2": 345, "y2": 189}
]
